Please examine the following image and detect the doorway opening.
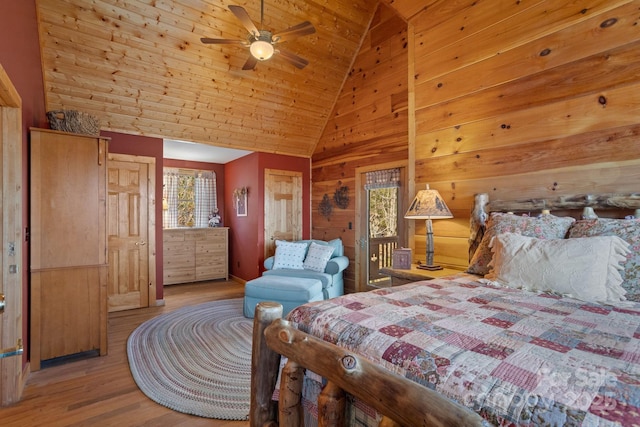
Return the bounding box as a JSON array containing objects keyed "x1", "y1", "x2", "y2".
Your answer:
[{"x1": 359, "y1": 167, "x2": 406, "y2": 289}]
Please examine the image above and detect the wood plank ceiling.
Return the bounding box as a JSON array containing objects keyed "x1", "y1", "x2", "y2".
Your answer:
[{"x1": 35, "y1": 0, "x2": 393, "y2": 157}]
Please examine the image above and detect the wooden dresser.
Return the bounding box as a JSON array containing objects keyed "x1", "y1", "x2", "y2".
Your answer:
[
  {"x1": 163, "y1": 227, "x2": 229, "y2": 284},
  {"x1": 29, "y1": 128, "x2": 109, "y2": 370}
]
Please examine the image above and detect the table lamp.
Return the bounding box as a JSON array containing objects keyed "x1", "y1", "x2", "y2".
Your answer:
[{"x1": 404, "y1": 184, "x2": 453, "y2": 270}]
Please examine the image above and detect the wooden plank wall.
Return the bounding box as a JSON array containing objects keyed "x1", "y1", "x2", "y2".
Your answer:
[
  {"x1": 313, "y1": 0, "x2": 640, "y2": 292},
  {"x1": 413, "y1": 0, "x2": 640, "y2": 270},
  {"x1": 311, "y1": 3, "x2": 409, "y2": 294}
]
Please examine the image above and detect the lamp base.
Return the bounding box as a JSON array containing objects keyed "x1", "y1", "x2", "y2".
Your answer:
[{"x1": 416, "y1": 264, "x2": 443, "y2": 271}]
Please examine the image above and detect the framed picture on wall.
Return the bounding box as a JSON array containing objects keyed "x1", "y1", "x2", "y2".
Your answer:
[{"x1": 236, "y1": 191, "x2": 247, "y2": 216}]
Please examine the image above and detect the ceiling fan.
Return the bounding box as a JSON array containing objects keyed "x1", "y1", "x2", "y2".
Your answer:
[{"x1": 200, "y1": 1, "x2": 316, "y2": 70}]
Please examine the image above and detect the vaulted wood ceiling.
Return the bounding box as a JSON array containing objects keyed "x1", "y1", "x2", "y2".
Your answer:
[{"x1": 35, "y1": 0, "x2": 425, "y2": 157}]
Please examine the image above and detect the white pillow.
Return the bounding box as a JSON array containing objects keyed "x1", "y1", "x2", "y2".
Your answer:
[
  {"x1": 303, "y1": 242, "x2": 335, "y2": 272},
  {"x1": 272, "y1": 240, "x2": 308, "y2": 270},
  {"x1": 485, "y1": 233, "x2": 629, "y2": 303}
]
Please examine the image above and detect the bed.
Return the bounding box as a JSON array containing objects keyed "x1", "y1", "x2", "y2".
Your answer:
[{"x1": 249, "y1": 192, "x2": 640, "y2": 426}]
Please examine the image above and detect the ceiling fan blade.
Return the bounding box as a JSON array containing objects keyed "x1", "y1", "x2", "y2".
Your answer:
[
  {"x1": 242, "y1": 55, "x2": 258, "y2": 70},
  {"x1": 200, "y1": 37, "x2": 245, "y2": 44},
  {"x1": 277, "y1": 49, "x2": 309, "y2": 69},
  {"x1": 272, "y1": 21, "x2": 316, "y2": 43},
  {"x1": 228, "y1": 5, "x2": 260, "y2": 37}
]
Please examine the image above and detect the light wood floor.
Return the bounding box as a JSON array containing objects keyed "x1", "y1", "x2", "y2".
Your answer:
[{"x1": 0, "y1": 280, "x2": 251, "y2": 427}]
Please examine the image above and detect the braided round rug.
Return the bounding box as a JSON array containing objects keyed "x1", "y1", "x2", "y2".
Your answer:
[{"x1": 127, "y1": 298, "x2": 253, "y2": 420}]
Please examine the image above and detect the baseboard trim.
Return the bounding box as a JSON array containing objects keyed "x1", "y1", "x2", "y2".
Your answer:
[{"x1": 230, "y1": 275, "x2": 246, "y2": 285}]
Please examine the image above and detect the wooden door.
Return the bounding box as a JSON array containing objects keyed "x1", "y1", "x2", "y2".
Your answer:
[
  {"x1": 264, "y1": 169, "x2": 302, "y2": 258},
  {"x1": 355, "y1": 162, "x2": 406, "y2": 292},
  {"x1": 107, "y1": 154, "x2": 156, "y2": 312},
  {"x1": 0, "y1": 65, "x2": 24, "y2": 405}
]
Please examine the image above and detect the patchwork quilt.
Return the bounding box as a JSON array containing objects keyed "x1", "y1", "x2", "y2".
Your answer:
[{"x1": 286, "y1": 274, "x2": 640, "y2": 426}]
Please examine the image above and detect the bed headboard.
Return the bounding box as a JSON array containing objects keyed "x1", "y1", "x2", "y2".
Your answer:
[{"x1": 469, "y1": 192, "x2": 640, "y2": 262}]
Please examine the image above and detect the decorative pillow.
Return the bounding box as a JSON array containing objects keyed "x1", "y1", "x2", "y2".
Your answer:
[
  {"x1": 303, "y1": 242, "x2": 335, "y2": 272},
  {"x1": 485, "y1": 233, "x2": 629, "y2": 303},
  {"x1": 467, "y1": 212, "x2": 575, "y2": 276},
  {"x1": 568, "y1": 218, "x2": 640, "y2": 301},
  {"x1": 272, "y1": 240, "x2": 308, "y2": 270}
]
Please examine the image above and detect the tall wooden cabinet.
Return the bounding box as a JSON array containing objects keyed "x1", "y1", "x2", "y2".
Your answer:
[{"x1": 29, "y1": 128, "x2": 109, "y2": 370}]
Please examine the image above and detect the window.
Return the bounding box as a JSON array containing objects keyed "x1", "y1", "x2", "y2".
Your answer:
[{"x1": 163, "y1": 168, "x2": 218, "y2": 228}]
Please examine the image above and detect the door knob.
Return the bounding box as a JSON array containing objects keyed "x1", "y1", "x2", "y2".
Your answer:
[
  {"x1": 135, "y1": 241, "x2": 147, "y2": 246},
  {"x1": 0, "y1": 293, "x2": 4, "y2": 313}
]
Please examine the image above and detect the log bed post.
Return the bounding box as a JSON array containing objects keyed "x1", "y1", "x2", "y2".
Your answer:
[
  {"x1": 318, "y1": 381, "x2": 346, "y2": 427},
  {"x1": 278, "y1": 360, "x2": 304, "y2": 426},
  {"x1": 250, "y1": 302, "x2": 283, "y2": 427},
  {"x1": 469, "y1": 193, "x2": 489, "y2": 262}
]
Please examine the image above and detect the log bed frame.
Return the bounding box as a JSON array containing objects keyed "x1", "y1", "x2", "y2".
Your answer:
[{"x1": 250, "y1": 192, "x2": 640, "y2": 427}]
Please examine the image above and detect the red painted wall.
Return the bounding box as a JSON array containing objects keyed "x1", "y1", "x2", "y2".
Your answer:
[
  {"x1": 225, "y1": 154, "x2": 261, "y2": 280},
  {"x1": 225, "y1": 152, "x2": 310, "y2": 281}
]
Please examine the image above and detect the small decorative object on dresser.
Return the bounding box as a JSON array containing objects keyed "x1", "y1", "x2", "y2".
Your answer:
[{"x1": 392, "y1": 247, "x2": 412, "y2": 269}]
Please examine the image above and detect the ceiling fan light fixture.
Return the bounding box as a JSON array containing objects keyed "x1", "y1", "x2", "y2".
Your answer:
[{"x1": 250, "y1": 39, "x2": 274, "y2": 61}]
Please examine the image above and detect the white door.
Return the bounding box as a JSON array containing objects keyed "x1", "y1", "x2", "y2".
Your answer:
[{"x1": 264, "y1": 169, "x2": 302, "y2": 258}]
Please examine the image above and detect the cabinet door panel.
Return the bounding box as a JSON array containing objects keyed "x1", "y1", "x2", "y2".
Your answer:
[{"x1": 30, "y1": 130, "x2": 107, "y2": 269}]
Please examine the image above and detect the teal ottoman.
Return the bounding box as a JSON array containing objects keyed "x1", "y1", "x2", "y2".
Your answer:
[{"x1": 243, "y1": 276, "x2": 324, "y2": 318}]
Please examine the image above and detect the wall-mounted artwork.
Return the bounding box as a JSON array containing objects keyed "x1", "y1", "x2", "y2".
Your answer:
[{"x1": 234, "y1": 187, "x2": 248, "y2": 217}]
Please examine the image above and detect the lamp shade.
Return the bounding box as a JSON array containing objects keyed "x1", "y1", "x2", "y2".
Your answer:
[
  {"x1": 250, "y1": 40, "x2": 274, "y2": 61},
  {"x1": 404, "y1": 185, "x2": 453, "y2": 219}
]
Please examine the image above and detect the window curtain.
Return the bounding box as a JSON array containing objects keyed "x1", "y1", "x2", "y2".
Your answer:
[
  {"x1": 163, "y1": 168, "x2": 179, "y2": 228},
  {"x1": 163, "y1": 168, "x2": 218, "y2": 228},
  {"x1": 364, "y1": 168, "x2": 401, "y2": 190},
  {"x1": 195, "y1": 171, "x2": 217, "y2": 227}
]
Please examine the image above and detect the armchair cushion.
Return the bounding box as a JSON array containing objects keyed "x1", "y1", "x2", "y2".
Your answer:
[
  {"x1": 303, "y1": 242, "x2": 336, "y2": 272},
  {"x1": 263, "y1": 269, "x2": 333, "y2": 288}
]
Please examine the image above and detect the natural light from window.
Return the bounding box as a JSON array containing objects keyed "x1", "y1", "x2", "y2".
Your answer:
[{"x1": 163, "y1": 168, "x2": 218, "y2": 228}]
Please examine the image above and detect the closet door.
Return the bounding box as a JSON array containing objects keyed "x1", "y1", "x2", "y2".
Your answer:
[{"x1": 30, "y1": 128, "x2": 108, "y2": 370}]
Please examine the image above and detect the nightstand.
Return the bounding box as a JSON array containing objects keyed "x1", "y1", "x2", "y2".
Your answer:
[{"x1": 379, "y1": 264, "x2": 463, "y2": 286}]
